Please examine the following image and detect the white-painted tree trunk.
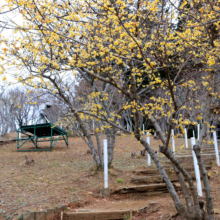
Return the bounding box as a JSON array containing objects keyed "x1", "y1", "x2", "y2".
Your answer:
[
  {"x1": 193, "y1": 130, "x2": 195, "y2": 138},
  {"x1": 171, "y1": 129, "x2": 175, "y2": 154},
  {"x1": 190, "y1": 137, "x2": 202, "y2": 196},
  {"x1": 103, "y1": 139, "x2": 108, "y2": 188},
  {"x1": 147, "y1": 132, "x2": 151, "y2": 166},
  {"x1": 184, "y1": 128, "x2": 188, "y2": 149},
  {"x1": 197, "y1": 124, "x2": 200, "y2": 141},
  {"x1": 213, "y1": 131, "x2": 220, "y2": 166}
]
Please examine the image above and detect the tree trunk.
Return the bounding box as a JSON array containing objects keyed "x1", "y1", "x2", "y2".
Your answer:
[
  {"x1": 139, "y1": 138, "x2": 186, "y2": 216},
  {"x1": 74, "y1": 113, "x2": 102, "y2": 169},
  {"x1": 150, "y1": 115, "x2": 201, "y2": 213},
  {"x1": 95, "y1": 121, "x2": 103, "y2": 166},
  {"x1": 193, "y1": 92, "x2": 215, "y2": 220},
  {"x1": 159, "y1": 146, "x2": 203, "y2": 219},
  {"x1": 106, "y1": 127, "x2": 117, "y2": 165}
]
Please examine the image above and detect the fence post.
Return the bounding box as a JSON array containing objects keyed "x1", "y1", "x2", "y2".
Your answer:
[
  {"x1": 171, "y1": 129, "x2": 175, "y2": 154},
  {"x1": 213, "y1": 131, "x2": 220, "y2": 166},
  {"x1": 103, "y1": 139, "x2": 108, "y2": 188},
  {"x1": 184, "y1": 128, "x2": 188, "y2": 149},
  {"x1": 146, "y1": 132, "x2": 151, "y2": 166},
  {"x1": 190, "y1": 137, "x2": 202, "y2": 196}
]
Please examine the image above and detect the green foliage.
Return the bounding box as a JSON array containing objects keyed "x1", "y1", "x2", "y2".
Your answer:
[{"x1": 117, "y1": 178, "x2": 123, "y2": 183}]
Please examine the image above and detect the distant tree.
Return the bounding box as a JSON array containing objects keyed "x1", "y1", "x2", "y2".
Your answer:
[
  {"x1": 0, "y1": 87, "x2": 39, "y2": 136},
  {"x1": 9, "y1": 88, "x2": 39, "y2": 126}
]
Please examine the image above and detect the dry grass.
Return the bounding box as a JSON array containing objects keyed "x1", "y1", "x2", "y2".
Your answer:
[{"x1": 0, "y1": 134, "x2": 220, "y2": 220}]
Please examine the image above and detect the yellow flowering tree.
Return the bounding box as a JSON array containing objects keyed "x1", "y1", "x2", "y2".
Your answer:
[{"x1": 1, "y1": 0, "x2": 220, "y2": 218}]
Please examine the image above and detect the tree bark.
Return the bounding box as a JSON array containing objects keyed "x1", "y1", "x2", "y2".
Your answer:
[
  {"x1": 95, "y1": 120, "x2": 103, "y2": 166},
  {"x1": 159, "y1": 146, "x2": 202, "y2": 219},
  {"x1": 193, "y1": 92, "x2": 215, "y2": 219},
  {"x1": 149, "y1": 115, "x2": 201, "y2": 213},
  {"x1": 74, "y1": 113, "x2": 102, "y2": 169},
  {"x1": 139, "y1": 138, "x2": 186, "y2": 216},
  {"x1": 129, "y1": 71, "x2": 186, "y2": 216}
]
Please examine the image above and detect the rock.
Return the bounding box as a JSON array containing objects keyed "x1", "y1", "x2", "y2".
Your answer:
[
  {"x1": 149, "y1": 202, "x2": 158, "y2": 206},
  {"x1": 15, "y1": 215, "x2": 23, "y2": 220},
  {"x1": 56, "y1": 204, "x2": 67, "y2": 213},
  {"x1": 68, "y1": 199, "x2": 79, "y2": 208},
  {"x1": 0, "y1": 209, "x2": 3, "y2": 213},
  {"x1": 14, "y1": 212, "x2": 18, "y2": 215},
  {"x1": 69, "y1": 199, "x2": 79, "y2": 204},
  {"x1": 6, "y1": 214, "x2": 12, "y2": 220}
]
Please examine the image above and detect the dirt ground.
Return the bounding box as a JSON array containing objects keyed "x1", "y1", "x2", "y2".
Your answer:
[{"x1": 0, "y1": 134, "x2": 220, "y2": 220}]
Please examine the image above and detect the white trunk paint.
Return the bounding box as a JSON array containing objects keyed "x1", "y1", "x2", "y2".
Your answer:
[
  {"x1": 213, "y1": 131, "x2": 220, "y2": 166},
  {"x1": 104, "y1": 139, "x2": 108, "y2": 188},
  {"x1": 184, "y1": 128, "x2": 188, "y2": 149},
  {"x1": 171, "y1": 129, "x2": 175, "y2": 154},
  {"x1": 142, "y1": 124, "x2": 144, "y2": 132},
  {"x1": 147, "y1": 132, "x2": 151, "y2": 166},
  {"x1": 197, "y1": 124, "x2": 200, "y2": 141},
  {"x1": 190, "y1": 137, "x2": 202, "y2": 196},
  {"x1": 193, "y1": 130, "x2": 195, "y2": 138}
]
